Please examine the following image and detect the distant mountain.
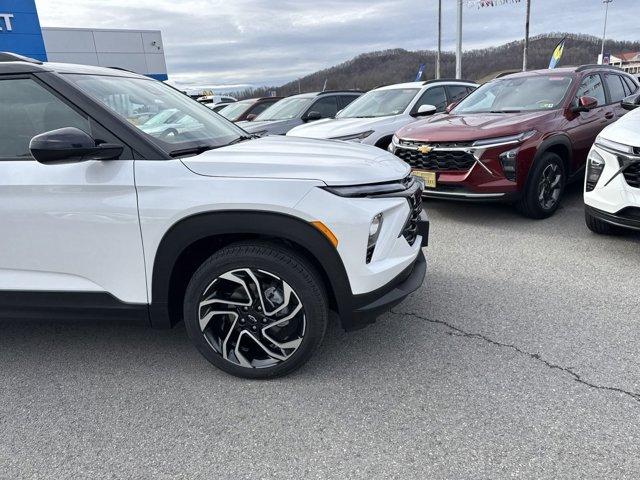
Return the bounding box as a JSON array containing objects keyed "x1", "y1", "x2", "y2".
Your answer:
[{"x1": 232, "y1": 33, "x2": 640, "y2": 99}]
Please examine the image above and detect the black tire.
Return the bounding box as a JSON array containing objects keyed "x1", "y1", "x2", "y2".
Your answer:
[
  {"x1": 183, "y1": 241, "x2": 328, "y2": 379},
  {"x1": 585, "y1": 209, "x2": 624, "y2": 235},
  {"x1": 516, "y1": 152, "x2": 566, "y2": 219}
]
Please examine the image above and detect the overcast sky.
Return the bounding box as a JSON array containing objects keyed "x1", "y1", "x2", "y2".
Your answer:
[{"x1": 36, "y1": 0, "x2": 638, "y2": 89}]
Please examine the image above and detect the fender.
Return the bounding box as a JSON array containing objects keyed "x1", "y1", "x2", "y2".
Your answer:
[
  {"x1": 149, "y1": 211, "x2": 354, "y2": 329},
  {"x1": 521, "y1": 134, "x2": 574, "y2": 187}
]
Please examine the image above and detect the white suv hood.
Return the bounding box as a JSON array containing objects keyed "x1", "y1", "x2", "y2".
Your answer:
[
  {"x1": 182, "y1": 135, "x2": 410, "y2": 186},
  {"x1": 288, "y1": 115, "x2": 409, "y2": 139},
  {"x1": 600, "y1": 109, "x2": 640, "y2": 148}
]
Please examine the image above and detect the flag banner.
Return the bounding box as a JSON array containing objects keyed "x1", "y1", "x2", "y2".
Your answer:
[
  {"x1": 415, "y1": 64, "x2": 426, "y2": 81},
  {"x1": 548, "y1": 37, "x2": 566, "y2": 69},
  {"x1": 466, "y1": 0, "x2": 521, "y2": 8}
]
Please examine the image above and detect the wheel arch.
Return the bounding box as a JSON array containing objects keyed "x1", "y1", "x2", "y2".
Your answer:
[
  {"x1": 149, "y1": 211, "x2": 353, "y2": 330},
  {"x1": 527, "y1": 135, "x2": 573, "y2": 184}
]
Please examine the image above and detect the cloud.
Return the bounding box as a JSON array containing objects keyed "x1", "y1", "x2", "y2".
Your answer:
[{"x1": 36, "y1": 0, "x2": 639, "y2": 88}]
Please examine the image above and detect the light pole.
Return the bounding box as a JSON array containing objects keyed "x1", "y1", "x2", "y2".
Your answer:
[
  {"x1": 456, "y1": 0, "x2": 462, "y2": 78},
  {"x1": 601, "y1": 0, "x2": 613, "y2": 62},
  {"x1": 436, "y1": 0, "x2": 442, "y2": 79},
  {"x1": 522, "y1": 0, "x2": 531, "y2": 71}
]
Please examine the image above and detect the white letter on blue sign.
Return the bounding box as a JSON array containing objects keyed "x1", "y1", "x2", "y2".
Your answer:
[{"x1": 0, "y1": 14, "x2": 14, "y2": 31}]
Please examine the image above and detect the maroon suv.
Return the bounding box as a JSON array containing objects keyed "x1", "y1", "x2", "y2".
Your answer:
[{"x1": 391, "y1": 66, "x2": 640, "y2": 218}]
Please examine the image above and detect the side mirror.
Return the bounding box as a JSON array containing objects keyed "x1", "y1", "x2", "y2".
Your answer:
[
  {"x1": 304, "y1": 111, "x2": 322, "y2": 122},
  {"x1": 29, "y1": 127, "x2": 123, "y2": 165},
  {"x1": 572, "y1": 95, "x2": 598, "y2": 113},
  {"x1": 413, "y1": 104, "x2": 437, "y2": 117},
  {"x1": 445, "y1": 102, "x2": 458, "y2": 114},
  {"x1": 245, "y1": 113, "x2": 258, "y2": 121},
  {"x1": 621, "y1": 93, "x2": 640, "y2": 111}
]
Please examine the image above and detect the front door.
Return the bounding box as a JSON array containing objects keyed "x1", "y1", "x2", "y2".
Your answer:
[{"x1": 0, "y1": 75, "x2": 147, "y2": 305}]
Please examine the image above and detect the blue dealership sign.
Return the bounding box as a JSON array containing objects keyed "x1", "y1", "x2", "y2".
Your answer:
[{"x1": 0, "y1": 0, "x2": 47, "y2": 61}]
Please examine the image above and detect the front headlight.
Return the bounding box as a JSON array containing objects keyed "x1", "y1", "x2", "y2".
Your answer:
[
  {"x1": 472, "y1": 130, "x2": 536, "y2": 148},
  {"x1": 367, "y1": 213, "x2": 383, "y2": 263},
  {"x1": 585, "y1": 149, "x2": 606, "y2": 192},
  {"x1": 331, "y1": 130, "x2": 374, "y2": 142},
  {"x1": 595, "y1": 136, "x2": 634, "y2": 154}
]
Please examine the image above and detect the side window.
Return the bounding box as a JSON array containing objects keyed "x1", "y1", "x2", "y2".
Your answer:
[
  {"x1": 249, "y1": 102, "x2": 271, "y2": 117},
  {"x1": 338, "y1": 94, "x2": 359, "y2": 109},
  {"x1": 0, "y1": 78, "x2": 90, "y2": 159},
  {"x1": 622, "y1": 76, "x2": 639, "y2": 95},
  {"x1": 414, "y1": 86, "x2": 447, "y2": 112},
  {"x1": 466, "y1": 86, "x2": 477, "y2": 95},
  {"x1": 309, "y1": 96, "x2": 339, "y2": 118},
  {"x1": 574, "y1": 74, "x2": 606, "y2": 107},
  {"x1": 447, "y1": 85, "x2": 470, "y2": 104},
  {"x1": 604, "y1": 74, "x2": 626, "y2": 103}
]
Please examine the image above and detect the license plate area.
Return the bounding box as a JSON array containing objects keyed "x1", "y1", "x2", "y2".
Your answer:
[{"x1": 412, "y1": 170, "x2": 436, "y2": 189}]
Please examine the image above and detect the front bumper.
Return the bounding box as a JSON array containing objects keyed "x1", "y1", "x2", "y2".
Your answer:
[{"x1": 346, "y1": 215, "x2": 428, "y2": 331}]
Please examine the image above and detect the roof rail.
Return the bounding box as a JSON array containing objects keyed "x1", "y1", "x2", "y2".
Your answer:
[
  {"x1": 423, "y1": 78, "x2": 476, "y2": 85},
  {"x1": 575, "y1": 64, "x2": 623, "y2": 72},
  {"x1": 318, "y1": 89, "x2": 364, "y2": 95},
  {"x1": 0, "y1": 52, "x2": 42, "y2": 64}
]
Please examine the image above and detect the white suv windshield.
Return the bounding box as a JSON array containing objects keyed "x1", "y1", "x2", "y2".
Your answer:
[
  {"x1": 254, "y1": 97, "x2": 313, "y2": 121},
  {"x1": 453, "y1": 76, "x2": 573, "y2": 114},
  {"x1": 219, "y1": 100, "x2": 252, "y2": 119},
  {"x1": 338, "y1": 88, "x2": 420, "y2": 118},
  {"x1": 66, "y1": 74, "x2": 246, "y2": 154}
]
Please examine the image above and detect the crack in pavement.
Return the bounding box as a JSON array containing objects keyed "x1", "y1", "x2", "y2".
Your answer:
[{"x1": 391, "y1": 310, "x2": 640, "y2": 405}]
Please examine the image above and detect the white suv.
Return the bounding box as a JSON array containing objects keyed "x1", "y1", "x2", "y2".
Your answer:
[
  {"x1": 584, "y1": 93, "x2": 640, "y2": 235},
  {"x1": 0, "y1": 55, "x2": 428, "y2": 378},
  {"x1": 286, "y1": 80, "x2": 478, "y2": 150}
]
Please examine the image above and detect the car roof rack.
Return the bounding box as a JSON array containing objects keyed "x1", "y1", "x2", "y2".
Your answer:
[
  {"x1": 576, "y1": 64, "x2": 623, "y2": 72},
  {"x1": 318, "y1": 89, "x2": 364, "y2": 95},
  {"x1": 423, "y1": 78, "x2": 476, "y2": 85},
  {"x1": 0, "y1": 52, "x2": 42, "y2": 64}
]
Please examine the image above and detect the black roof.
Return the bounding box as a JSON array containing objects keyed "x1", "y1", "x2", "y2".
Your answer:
[{"x1": 0, "y1": 51, "x2": 149, "y2": 79}]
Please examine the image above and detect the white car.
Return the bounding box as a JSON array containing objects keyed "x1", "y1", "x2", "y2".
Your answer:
[
  {"x1": 0, "y1": 55, "x2": 428, "y2": 379},
  {"x1": 584, "y1": 92, "x2": 640, "y2": 235},
  {"x1": 286, "y1": 80, "x2": 478, "y2": 149}
]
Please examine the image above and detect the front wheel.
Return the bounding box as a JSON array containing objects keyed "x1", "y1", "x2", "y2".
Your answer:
[
  {"x1": 516, "y1": 152, "x2": 566, "y2": 219},
  {"x1": 183, "y1": 242, "x2": 328, "y2": 379}
]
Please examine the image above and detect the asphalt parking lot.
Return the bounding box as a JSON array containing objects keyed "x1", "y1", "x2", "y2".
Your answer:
[{"x1": 1, "y1": 183, "x2": 639, "y2": 480}]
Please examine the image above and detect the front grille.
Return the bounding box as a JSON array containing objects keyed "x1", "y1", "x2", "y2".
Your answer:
[
  {"x1": 401, "y1": 186, "x2": 423, "y2": 246},
  {"x1": 395, "y1": 147, "x2": 476, "y2": 172},
  {"x1": 620, "y1": 159, "x2": 640, "y2": 189}
]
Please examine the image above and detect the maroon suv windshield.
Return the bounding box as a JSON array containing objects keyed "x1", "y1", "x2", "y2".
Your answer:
[{"x1": 453, "y1": 75, "x2": 574, "y2": 114}]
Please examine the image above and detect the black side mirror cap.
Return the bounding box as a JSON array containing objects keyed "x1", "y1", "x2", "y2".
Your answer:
[
  {"x1": 621, "y1": 93, "x2": 640, "y2": 111},
  {"x1": 29, "y1": 127, "x2": 123, "y2": 165},
  {"x1": 304, "y1": 111, "x2": 322, "y2": 122}
]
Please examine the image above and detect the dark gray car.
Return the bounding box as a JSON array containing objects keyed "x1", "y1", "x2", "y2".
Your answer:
[{"x1": 238, "y1": 90, "x2": 362, "y2": 136}]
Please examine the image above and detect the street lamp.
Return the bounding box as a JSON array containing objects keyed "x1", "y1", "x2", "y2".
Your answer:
[{"x1": 601, "y1": 0, "x2": 613, "y2": 62}]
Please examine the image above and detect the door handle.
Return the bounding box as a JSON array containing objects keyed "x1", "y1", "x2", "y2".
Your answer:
[{"x1": 605, "y1": 112, "x2": 614, "y2": 119}]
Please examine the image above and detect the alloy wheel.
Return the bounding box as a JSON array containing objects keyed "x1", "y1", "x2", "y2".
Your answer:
[
  {"x1": 198, "y1": 268, "x2": 306, "y2": 369},
  {"x1": 537, "y1": 163, "x2": 562, "y2": 210}
]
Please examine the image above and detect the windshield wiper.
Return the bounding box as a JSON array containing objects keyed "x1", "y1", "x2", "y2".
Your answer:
[
  {"x1": 226, "y1": 135, "x2": 254, "y2": 146},
  {"x1": 489, "y1": 109, "x2": 522, "y2": 113},
  {"x1": 169, "y1": 144, "x2": 218, "y2": 158}
]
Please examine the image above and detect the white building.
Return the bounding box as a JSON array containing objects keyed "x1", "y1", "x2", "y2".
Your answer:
[{"x1": 42, "y1": 27, "x2": 168, "y2": 81}]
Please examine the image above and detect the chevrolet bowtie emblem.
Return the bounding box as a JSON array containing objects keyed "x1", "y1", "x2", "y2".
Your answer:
[{"x1": 417, "y1": 145, "x2": 433, "y2": 154}]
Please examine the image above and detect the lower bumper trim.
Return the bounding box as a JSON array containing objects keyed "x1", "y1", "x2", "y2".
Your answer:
[
  {"x1": 586, "y1": 205, "x2": 640, "y2": 231},
  {"x1": 346, "y1": 250, "x2": 426, "y2": 330}
]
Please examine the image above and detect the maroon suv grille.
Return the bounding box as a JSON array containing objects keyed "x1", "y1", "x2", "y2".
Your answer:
[{"x1": 395, "y1": 147, "x2": 476, "y2": 172}]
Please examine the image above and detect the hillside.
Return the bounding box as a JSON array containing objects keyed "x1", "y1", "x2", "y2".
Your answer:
[{"x1": 233, "y1": 33, "x2": 640, "y2": 98}]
